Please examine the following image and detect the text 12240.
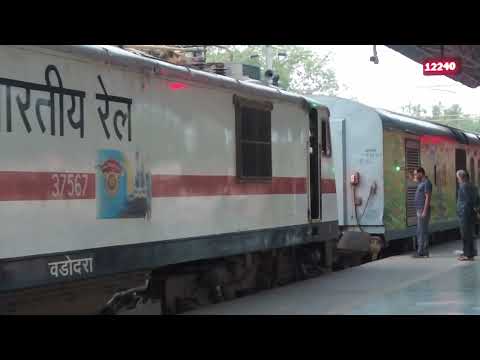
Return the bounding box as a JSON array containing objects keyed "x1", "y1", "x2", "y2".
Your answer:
[{"x1": 423, "y1": 58, "x2": 461, "y2": 76}]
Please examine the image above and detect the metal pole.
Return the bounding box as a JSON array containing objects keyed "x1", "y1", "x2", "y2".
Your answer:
[{"x1": 264, "y1": 45, "x2": 273, "y2": 72}]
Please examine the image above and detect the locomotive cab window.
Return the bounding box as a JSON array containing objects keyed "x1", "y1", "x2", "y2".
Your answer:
[
  {"x1": 234, "y1": 95, "x2": 273, "y2": 180},
  {"x1": 319, "y1": 108, "x2": 331, "y2": 157}
]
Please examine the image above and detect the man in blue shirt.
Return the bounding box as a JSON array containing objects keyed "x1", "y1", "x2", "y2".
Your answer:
[{"x1": 413, "y1": 167, "x2": 432, "y2": 258}]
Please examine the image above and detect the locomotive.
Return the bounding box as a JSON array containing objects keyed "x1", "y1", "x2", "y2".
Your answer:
[{"x1": 0, "y1": 45, "x2": 338, "y2": 314}]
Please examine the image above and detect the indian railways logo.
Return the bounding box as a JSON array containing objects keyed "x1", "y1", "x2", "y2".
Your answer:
[
  {"x1": 98, "y1": 159, "x2": 124, "y2": 197},
  {"x1": 96, "y1": 149, "x2": 152, "y2": 220}
]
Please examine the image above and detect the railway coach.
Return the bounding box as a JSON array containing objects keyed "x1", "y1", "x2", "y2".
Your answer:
[{"x1": 310, "y1": 95, "x2": 479, "y2": 257}]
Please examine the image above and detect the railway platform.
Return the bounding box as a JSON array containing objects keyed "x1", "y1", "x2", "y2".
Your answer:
[{"x1": 183, "y1": 239, "x2": 480, "y2": 315}]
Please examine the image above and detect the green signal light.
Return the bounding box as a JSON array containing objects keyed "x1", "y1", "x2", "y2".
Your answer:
[{"x1": 395, "y1": 165, "x2": 401, "y2": 172}]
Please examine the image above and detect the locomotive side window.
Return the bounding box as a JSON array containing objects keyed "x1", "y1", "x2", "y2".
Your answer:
[{"x1": 234, "y1": 95, "x2": 273, "y2": 180}]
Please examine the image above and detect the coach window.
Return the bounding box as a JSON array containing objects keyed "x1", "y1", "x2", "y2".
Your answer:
[
  {"x1": 234, "y1": 95, "x2": 273, "y2": 180},
  {"x1": 320, "y1": 110, "x2": 331, "y2": 157}
]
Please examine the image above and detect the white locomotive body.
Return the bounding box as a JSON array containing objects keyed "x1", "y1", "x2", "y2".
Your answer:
[{"x1": 0, "y1": 46, "x2": 338, "y2": 313}]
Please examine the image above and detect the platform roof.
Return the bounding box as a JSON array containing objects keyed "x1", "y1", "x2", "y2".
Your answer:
[{"x1": 387, "y1": 45, "x2": 480, "y2": 88}]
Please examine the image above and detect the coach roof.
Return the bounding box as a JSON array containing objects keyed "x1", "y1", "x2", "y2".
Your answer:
[{"x1": 377, "y1": 108, "x2": 473, "y2": 144}]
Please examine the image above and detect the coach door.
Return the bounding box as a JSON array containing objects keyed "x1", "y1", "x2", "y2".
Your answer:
[
  {"x1": 405, "y1": 139, "x2": 420, "y2": 227},
  {"x1": 455, "y1": 148, "x2": 467, "y2": 199},
  {"x1": 309, "y1": 108, "x2": 321, "y2": 222}
]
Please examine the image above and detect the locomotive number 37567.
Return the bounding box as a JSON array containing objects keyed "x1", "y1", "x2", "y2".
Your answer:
[{"x1": 51, "y1": 173, "x2": 89, "y2": 198}]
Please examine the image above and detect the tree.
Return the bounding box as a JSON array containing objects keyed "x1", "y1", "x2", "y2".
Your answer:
[
  {"x1": 432, "y1": 102, "x2": 444, "y2": 119},
  {"x1": 400, "y1": 102, "x2": 480, "y2": 133},
  {"x1": 430, "y1": 103, "x2": 480, "y2": 133},
  {"x1": 206, "y1": 45, "x2": 340, "y2": 95},
  {"x1": 401, "y1": 103, "x2": 428, "y2": 118},
  {"x1": 443, "y1": 104, "x2": 463, "y2": 119}
]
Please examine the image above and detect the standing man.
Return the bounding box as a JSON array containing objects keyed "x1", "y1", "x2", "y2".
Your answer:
[
  {"x1": 456, "y1": 170, "x2": 479, "y2": 261},
  {"x1": 465, "y1": 172, "x2": 479, "y2": 256},
  {"x1": 413, "y1": 167, "x2": 432, "y2": 258}
]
